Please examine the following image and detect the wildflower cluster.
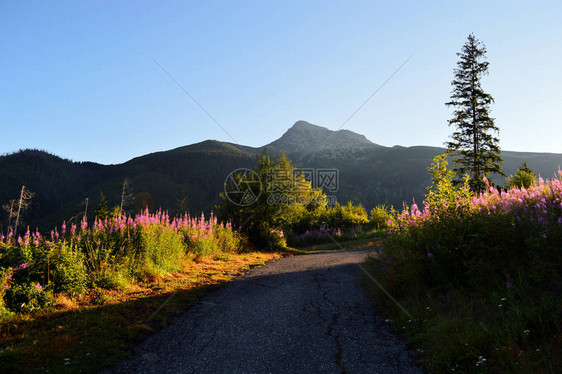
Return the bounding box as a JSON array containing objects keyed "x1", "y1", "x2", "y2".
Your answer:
[
  {"x1": 0, "y1": 209, "x2": 242, "y2": 316},
  {"x1": 471, "y1": 171, "x2": 562, "y2": 228},
  {"x1": 374, "y1": 168, "x2": 562, "y2": 372},
  {"x1": 289, "y1": 227, "x2": 342, "y2": 247},
  {"x1": 386, "y1": 172, "x2": 562, "y2": 288}
]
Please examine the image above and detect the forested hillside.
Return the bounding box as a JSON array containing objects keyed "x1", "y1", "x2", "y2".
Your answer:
[{"x1": 1, "y1": 121, "x2": 561, "y2": 232}]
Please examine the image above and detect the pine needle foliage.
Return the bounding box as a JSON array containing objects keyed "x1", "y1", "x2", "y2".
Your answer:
[{"x1": 446, "y1": 34, "x2": 504, "y2": 193}]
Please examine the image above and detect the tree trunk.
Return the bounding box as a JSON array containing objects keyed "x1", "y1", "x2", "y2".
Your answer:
[{"x1": 14, "y1": 186, "x2": 25, "y2": 236}]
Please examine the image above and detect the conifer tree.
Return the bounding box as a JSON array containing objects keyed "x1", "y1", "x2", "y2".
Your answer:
[
  {"x1": 446, "y1": 34, "x2": 504, "y2": 193},
  {"x1": 94, "y1": 192, "x2": 109, "y2": 220}
]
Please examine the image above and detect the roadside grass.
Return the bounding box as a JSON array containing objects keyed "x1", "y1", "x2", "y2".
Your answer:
[
  {"x1": 358, "y1": 165, "x2": 562, "y2": 373},
  {"x1": 294, "y1": 231, "x2": 384, "y2": 253},
  {"x1": 362, "y1": 255, "x2": 561, "y2": 373},
  {"x1": 0, "y1": 251, "x2": 282, "y2": 373}
]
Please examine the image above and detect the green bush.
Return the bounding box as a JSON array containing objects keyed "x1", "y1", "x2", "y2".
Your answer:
[
  {"x1": 46, "y1": 243, "x2": 88, "y2": 297},
  {"x1": 94, "y1": 266, "x2": 130, "y2": 290},
  {"x1": 321, "y1": 202, "x2": 368, "y2": 230},
  {"x1": 215, "y1": 225, "x2": 243, "y2": 253},
  {"x1": 217, "y1": 153, "x2": 327, "y2": 249},
  {"x1": 0, "y1": 306, "x2": 13, "y2": 321},
  {"x1": 369, "y1": 205, "x2": 395, "y2": 229},
  {"x1": 507, "y1": 162, "x2": 536, "y2": 189},
  {"x1": 0, "y1": 267, "x2": 9, "y2": 312},
  {"x1": 5, "y1": 282, "x2": 53, "y2": 313},
  {"x1": 188, "y1": 236, "x2": 215, "y2": 257},
  {"x1": 138, "y1": 224, "x2": 184, "y2": 277},
  {"x1": 368, "y1": 155, "x2": 562, "y2": 372},
  {"x1": 0, "y1": 210, "x2": 249, "y2": 317}
]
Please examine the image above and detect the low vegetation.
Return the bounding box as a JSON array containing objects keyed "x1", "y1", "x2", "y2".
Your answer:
[
  {"x1": 217, "y1": 152, "x2": 387, "y2": 250},
  {"x1": 365, "y1": 155, "x2": 561, "y2": 373},
  {"x1": 1, "y1": 209, "x2": 243, "y2": 317},
  {"x1": 0, "y1": 209, "x2": 282, "y2": 372},
  {"x1": 2, "y1": 148, "x2": 560, "y2": 373}
]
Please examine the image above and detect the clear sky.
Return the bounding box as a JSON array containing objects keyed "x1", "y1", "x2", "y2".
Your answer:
[{"x1": 1, "y1": 1, "x2": 561, "y2": 164}]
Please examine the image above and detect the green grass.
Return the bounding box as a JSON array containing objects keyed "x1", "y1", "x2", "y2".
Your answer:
[
  {"x1": 292, "y1": 230, "x2": 384, "y2": 253},
  {"x1": 0, "y1": 252, "x2": 282, "y2": 373},
  {"x1": 362, "y1": 250, "x2": 561, "y2": 373},
  {"x1": 358, "y1": 168, "x2": 562, "y2": 373}
]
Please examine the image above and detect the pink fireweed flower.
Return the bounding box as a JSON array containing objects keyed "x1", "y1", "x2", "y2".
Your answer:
[
  {"x1": 62, "y1": 222, "x2": 67, "y2": 234},
  {"x1": 34, "y1": 283, "x2": 43, "y2": 290}
]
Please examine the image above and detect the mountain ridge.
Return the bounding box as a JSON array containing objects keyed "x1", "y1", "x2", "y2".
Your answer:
[
  {"x1": 1, "y1": 121, "x2": 561, "y2": 232},
  {"x1": 262, "y1": 120, "x2": 377, "y2": 156}
]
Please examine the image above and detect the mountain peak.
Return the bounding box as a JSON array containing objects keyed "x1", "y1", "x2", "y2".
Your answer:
[
  {"x1": 291, "y1": 120, "x2": 325, "y2": 130},
  {"x1": 263, "y1": 120, "x2": 375, "y2": 156}
]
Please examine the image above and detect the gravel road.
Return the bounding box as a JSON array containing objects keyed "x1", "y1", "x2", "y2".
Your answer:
[{"x1": 103, "y1": 248, "x2": 424, "y2": 374}]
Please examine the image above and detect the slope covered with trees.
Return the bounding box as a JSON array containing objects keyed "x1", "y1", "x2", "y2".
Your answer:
[{"x1": 1, "y1": 122, "x2": 561, "y2": 233}]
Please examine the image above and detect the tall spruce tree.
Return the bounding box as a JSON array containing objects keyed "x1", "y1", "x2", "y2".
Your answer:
[{"x1": 446, "y1": 33, "x2": 504, "y2": 193}]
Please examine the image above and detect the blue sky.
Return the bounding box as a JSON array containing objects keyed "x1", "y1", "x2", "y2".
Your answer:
[{"x1": 1, "y1": 1, "x2": 561, "y2": 164}]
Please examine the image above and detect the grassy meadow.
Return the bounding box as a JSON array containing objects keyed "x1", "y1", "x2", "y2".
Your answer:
[{"x1": 364, "y1": 171, "x2": 562, "y2": 373}]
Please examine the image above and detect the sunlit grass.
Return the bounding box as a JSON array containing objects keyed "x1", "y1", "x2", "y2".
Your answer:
[{"x1": 0, "y1": 251, "x2": 282, "y2": 373}]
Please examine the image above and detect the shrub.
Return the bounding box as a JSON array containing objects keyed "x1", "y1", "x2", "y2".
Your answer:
[
  {"x1": 45, "y1": 243, "x2": 88, "y2": 297},
  {"x1": 216, "y1": 153, "x2": 327, "y2": 249},
  {"x1": 138, "y1": 222, "x2": 184, "y2": 276},
  {"x1": 264, "y1": 229, "x2": 286, "y2": 250},
  {"x1": 321, "y1": 202, "x2": 368, "y2": 230},
  {"x1": 94, "y1": 266, "x2": 130, "y2": 290},
  {"x1": 179, "y1": 213, "x2": 243, "y2": 257},
  {"x1": 0, "y1": 267, "x2": 10, "y2": 312},
  {"x1": 287, "y1": 227, "x2": 342, "y2": 247},
  {"x1": 369, "y1": 205, "x2": 395, "y2": 229},
  {"x1": 0, "y1": 209, "x2": 243, "y2": 316},
  {"x1": 4, "y1": 282, "x2": 53, "y2": 313},
  {"x1": 506, "y1": 162, "x2": 536, "y2": 189},
  {"x1": 370, "y1": 157, "x2": 562, "y2": 372}
]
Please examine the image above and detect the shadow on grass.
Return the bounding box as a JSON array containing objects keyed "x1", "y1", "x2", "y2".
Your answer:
[
  {"x1": 0, "y1": 243, "x2": 380, "y2": 373},
  {"x1": 0, "y1": 264, "x2": 261, "y2": 374},
  {"x1": 292, "y1": 236, "x2": 382, "y2": 253}
]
